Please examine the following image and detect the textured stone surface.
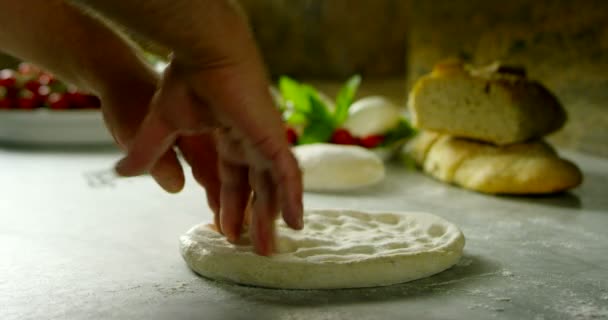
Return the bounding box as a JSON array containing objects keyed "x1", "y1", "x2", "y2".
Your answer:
[{"x1": 2, "y1": 148, "x2": 607, "y2": 320}]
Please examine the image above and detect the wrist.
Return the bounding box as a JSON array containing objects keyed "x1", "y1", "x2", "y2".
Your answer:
[{"x1": 76, "y1": 38, "x2": 159, "y2": 97}]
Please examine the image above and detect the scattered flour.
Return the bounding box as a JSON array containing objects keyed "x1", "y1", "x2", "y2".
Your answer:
[
  {"x1": 456, "y1": 257, "x2": 474, "y2": 267},
  {"x1": 564, "y1": 303, "x2": 608, "y2": 319},
  {"x1": 501, "y1": 270, "x2": 514, "y2": 277}
]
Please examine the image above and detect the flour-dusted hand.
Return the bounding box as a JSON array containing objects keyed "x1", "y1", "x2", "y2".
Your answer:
[
  {"x1": 114, "y1": 56, "x2": 304, "y2": 255},
  {"x1": 83, "y1": 0, "x2": 304, "y2": 255}
]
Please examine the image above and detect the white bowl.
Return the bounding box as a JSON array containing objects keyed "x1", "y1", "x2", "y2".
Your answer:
[{"x1": 0, "y1": 109, "x2": 114, "y2": 146}]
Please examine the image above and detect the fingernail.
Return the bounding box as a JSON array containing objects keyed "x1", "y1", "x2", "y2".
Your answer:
[
  {"x1": 226, "y1": 231, "x2": 239, "y2": 244},
  {"x1": 220, "y1": 217, "x2": 241, "y2": 244},
  {"x1": 166, "y1": 177, "x2": 184, "y2": 193},
  {"x1": 223, "y1": 224, "x2": 234, "y2": 242},
  {"x1": 114, "y1": 158, "x2": 127, "y2": 176},
  {"x1": 293, "y1": 201, "x2": 304, "y2": 229},
  {"x1": 114, "y1": 157, "x2": 138, "y2": 177},
  {"x1": 296, "y1": 213, "x2": 304, "y2": 229},
  {"x1": 255, "y1": 225, "x2": 273, "y2": 256},
  {"x1": 206, "y1": 191, "x2": 220, "y2": 216},
  {"x1": 260, "y1": 238, "x2": 273, "y2": 256},
  {"x1": 267, "y1": 239, "x2": 275, "y2": 256},
  {"x1": 216, "y1": 211, "x2": 224, "y2": 235}
]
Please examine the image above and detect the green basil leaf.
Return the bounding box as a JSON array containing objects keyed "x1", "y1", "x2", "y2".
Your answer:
[
  {"x1": 285, "y1": 111, "x2": 308, "y2": 125},
  {"x1": 298, "y1": 120, "x2": 335, "y2": 145},
  {"x1": 279, "y1": 76, "x2": 310, "y2": 113},
  {"x1": 308, "y1": 91, "x2": 334, "y2": 124},
  {"x1": 333, "y1": 75, "x2": 362, "y2": 125},
  {"x1": 298, "y1": 95, "x2": 336, "y2": 144},
  {"x1": 380, "y1": 118, "x2": 417, "y2": 147}
]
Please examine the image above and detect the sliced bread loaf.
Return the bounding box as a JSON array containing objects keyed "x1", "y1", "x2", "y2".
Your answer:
[{"x1": 408, "y1": 60, "x2": 567, "y2": 145}]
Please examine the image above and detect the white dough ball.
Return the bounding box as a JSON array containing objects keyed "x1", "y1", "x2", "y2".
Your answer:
[
  {"x1": 342, "y1": 96, "x2": 402, "y2": 137},
  {"x1": 293, "y1": 143, "x2": 385, "y2": 191}
]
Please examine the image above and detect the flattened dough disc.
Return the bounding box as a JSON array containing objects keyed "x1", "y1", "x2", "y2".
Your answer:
[{"x1": 180, "y1": 209, "x2": 465, "y2": 289}]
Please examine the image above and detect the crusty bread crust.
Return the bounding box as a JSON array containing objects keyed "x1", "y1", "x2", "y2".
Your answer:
[
  {"x1": 408, "y1": 60, "x2": 567, "y2": 146},
  {"x1": 406, "y1": 132, "x2": 583, "y2": 194}
]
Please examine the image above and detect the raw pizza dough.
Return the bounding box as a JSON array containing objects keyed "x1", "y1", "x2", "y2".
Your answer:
[
  {"x1": 293, "y1": 144, "x2": 385, "y2": 192},
  {"x1": 180, "y1": 209, "x2": 465, "y2": 289}
]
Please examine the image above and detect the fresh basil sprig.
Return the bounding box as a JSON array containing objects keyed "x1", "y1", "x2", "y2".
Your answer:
[
  {"x1": 279, "y1": 75, "x2": 361, "y2": 145},
  {"x1": 278, "y1": 75, "x2": 415, "y2": 147}
]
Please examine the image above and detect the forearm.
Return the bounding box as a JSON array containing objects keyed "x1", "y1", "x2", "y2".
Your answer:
[
  {"x1": 0, "y1": 0, "x2": 155, "y2": 95},
  {"x1": 71, "y1": 0, "x2": 256, "y2": 65}
]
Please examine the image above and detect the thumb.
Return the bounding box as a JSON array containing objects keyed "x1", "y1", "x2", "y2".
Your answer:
[{"x1": 114, "y1": 109, "x2": 176, "y2": 177}]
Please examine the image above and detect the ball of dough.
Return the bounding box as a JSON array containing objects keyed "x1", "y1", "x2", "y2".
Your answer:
[
  {"x1": 293, "y1": 143, "x2": 385, "y2": 191},
  {"x1": 342, "y1": 96, "x2": 402, "y2": 137}
]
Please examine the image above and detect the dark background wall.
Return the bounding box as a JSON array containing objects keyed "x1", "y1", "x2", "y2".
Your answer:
[
  {"x1": 239, "y1": 0, "x2": 409, "y2": 78},
  {"x1": 241, "y1": 0, "x2": 608, "y2": 156},
  {"x1": 1, "y1": 0, "x2": 606, "y2": 156}
]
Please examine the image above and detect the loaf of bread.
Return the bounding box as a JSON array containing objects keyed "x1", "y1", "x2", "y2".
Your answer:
[
  {"x1": 408, "y1": 60, "x2": 567, "y2": 146},
  {"x1": 405, "y1": 131, "x2": 583, "y2": 194}
]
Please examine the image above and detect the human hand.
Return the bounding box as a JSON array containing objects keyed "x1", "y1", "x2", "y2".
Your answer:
[
  {"x1": 109, "y1": 53, "x2": 303, "y2": 256},
  {"x1": 98, "y1": 66, "x2": 194, "y2": 195}
]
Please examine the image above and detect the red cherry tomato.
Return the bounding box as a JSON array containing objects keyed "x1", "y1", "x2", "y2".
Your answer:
[
  {"x1": 24, "y1": 79, "x2": 41, "y2": 92},
  {"x1": 286, "y1": 127, "x2": 298, "y2": 145},
  {"x1": 38, "y1": 73, "x2": 56, "y2": 86},
  {"x1": 47, "y1": 92, "x2": 70, "y2": 110},
  {"x1": 359, "y1": 135, "x2": 385, "y2": 149},
  {"x1": 17, "y1": 89, "x2": 40, "y2": 110},
  {"x1": 330, "y1": 129, "x2": 359, "y2": 145},
  {"x1": 0, "y1": 87, "x2": 13, "y2": 109},
  {"x1": 17, "y1": 62, "x2": 41, "y2": 75},
  {"x1": 37, "y1": 85, "x2": 51, "y2": 99},
  {"x1": 0, "y1": 69, "x2": 17, "y2": 88}
]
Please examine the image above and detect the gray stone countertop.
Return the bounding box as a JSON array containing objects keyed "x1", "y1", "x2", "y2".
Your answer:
[{"x1": 1, "y1": 145, "x2": 607, "y2": 320}]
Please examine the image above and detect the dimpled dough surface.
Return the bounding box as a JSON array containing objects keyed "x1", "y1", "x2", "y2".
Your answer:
[{"x1": 179, "y1": 210, "x2": 465, "y2": 289}]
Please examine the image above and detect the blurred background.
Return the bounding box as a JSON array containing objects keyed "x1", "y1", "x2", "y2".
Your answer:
[
  {"x1": 239, "y1": 0, "x2": 608, "y2": 157},
  {"x1": 1, "y1": 0, "x2": 606, "y2": 156}
]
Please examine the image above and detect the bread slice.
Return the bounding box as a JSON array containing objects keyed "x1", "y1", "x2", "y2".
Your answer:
[
  {"x1": 408, "y1": 60, "x2": 567, "y2": 145},
  {"x1": 406, "y1": 131, "x2": 583, "y2": 194}
]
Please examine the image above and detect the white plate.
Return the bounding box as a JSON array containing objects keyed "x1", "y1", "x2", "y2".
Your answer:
[{"x1": 0, "y1": 109, "x2": 114, "y2": 146}]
